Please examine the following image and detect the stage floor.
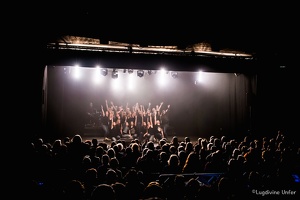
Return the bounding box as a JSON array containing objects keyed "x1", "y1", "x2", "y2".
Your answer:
[{"x1": 81, "y1": 134, "x2": 199, "y2": 147}]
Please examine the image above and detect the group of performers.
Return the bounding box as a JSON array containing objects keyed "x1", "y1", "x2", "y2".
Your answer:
[{"x1": 86, "y1": 100, "x2": 171, "y2": 142}]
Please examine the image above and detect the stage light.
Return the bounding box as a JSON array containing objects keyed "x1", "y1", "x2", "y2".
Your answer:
[
  {"x1": 171, "y1": 71, "x2": 178, "y2": 78},
  {"x1": 112, "y1": 69, "x2": 118, "y2": 79},
  {"x1": 100, "y1": 68, "x2": 108, "y2": 76},
  {"x1": 137, "y1": 70, "x2": 144, "y2": 77},
  {"x1": 147, "y1": 70, "x2": 156, "y2": 75}
]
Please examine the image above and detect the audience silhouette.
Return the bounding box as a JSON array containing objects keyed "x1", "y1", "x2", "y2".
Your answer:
[{"x1": 29, "y1": 129, "x2": 300, "y2": 199}]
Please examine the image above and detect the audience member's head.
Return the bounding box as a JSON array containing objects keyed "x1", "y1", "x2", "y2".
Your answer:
[
  {"x1": 112, "y1": 182, "x2": 127, "y2": 200},
  {"x1": 106, "y1": 169, "x2": 118, "y2": 184},
  {"x1": 91, "y1": 184, "x2": 115, "y2": 200},
  {"x1": 143, "y1": 181, "x2": 165, "y2": 199},
  {"x1": 64, "y1": 179, "x2": 85, "y2": 200},
  {"x1": 72, "y1": 134, "x2": 83, "y2": 144},
  {"x1": 185, "y1": 178, "x2": 201, "y2": 199}
]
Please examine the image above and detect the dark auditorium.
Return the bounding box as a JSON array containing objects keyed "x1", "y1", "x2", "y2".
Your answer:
[{"x1": 27, "y1": 6, "x2": 299, "y2": 200}]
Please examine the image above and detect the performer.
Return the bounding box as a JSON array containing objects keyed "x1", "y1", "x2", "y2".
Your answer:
[
  {"x1": 86, "y1": 102, "x2": 98, "y2": 126},
  {"x1": 160, "y1": 104, "x2": 170, "y2": 138},
  {"x1": 110, "y1": 118, "x2": 122, "y2": 141},
  {"x1": 101, "y1": 105, "x2": 111, "y2": 141},
  {"x1": 153, "y1": 119, "x2": 164, "y2": 141}
]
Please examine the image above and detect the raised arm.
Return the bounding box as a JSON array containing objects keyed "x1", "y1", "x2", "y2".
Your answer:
[
  {"x1": 141, "y1": 105, "x2": 145, "y2": 114},
  {"x1": 101, "y1": 105, "x2": 105, "y2": 116},
  {"x1": 110, "y1": 101, "x2": 118, "y2": 112},
  {"x1": 105, "y1": 100, "x2": 109, "y2": 111},
  {"x1": 110, "y1": 116, "x2": 114, "y2": 129},
  {"x1": 149, "y1": 113, "x2": 153, "y2": 127},
  {"x1": 166, "y1": 104, "x2": 170, "y2": 113},
  {"x1": 157, "y1": 102, "x2": 164, "y2": 112},
  {"x1": 126, "y1": 102, "x2": 129, "y2": 112},
  {"x1": 147, "y1": 102, "x2": 151, "y2": 111}
]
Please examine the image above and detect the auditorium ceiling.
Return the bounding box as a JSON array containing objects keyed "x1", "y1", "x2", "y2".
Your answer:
[{"x1": 41, "y1": 4, "x2": 296, "y2": 72}]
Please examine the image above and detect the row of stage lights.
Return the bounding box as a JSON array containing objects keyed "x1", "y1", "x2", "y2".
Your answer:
[
  {"x1": 100, "y1": 68, "x2": 179, "y2": 79},
  {"x1": 67, "y1": 65, "x2": 205, "y2": 85}
]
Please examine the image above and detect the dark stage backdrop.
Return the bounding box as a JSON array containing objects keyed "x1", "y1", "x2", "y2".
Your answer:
[{"x1": 43, "y1": 66, "x2": 258, "y2": 140}]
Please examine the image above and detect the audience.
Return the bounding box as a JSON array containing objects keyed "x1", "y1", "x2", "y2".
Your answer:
[{"x1": 29, "y1": 130, "x2": 300, "y2": 199}]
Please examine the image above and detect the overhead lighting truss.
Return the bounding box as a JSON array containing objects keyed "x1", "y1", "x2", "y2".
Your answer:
[{"x1": 47, "y1": 40, "x2": 253, "y2": 59}]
